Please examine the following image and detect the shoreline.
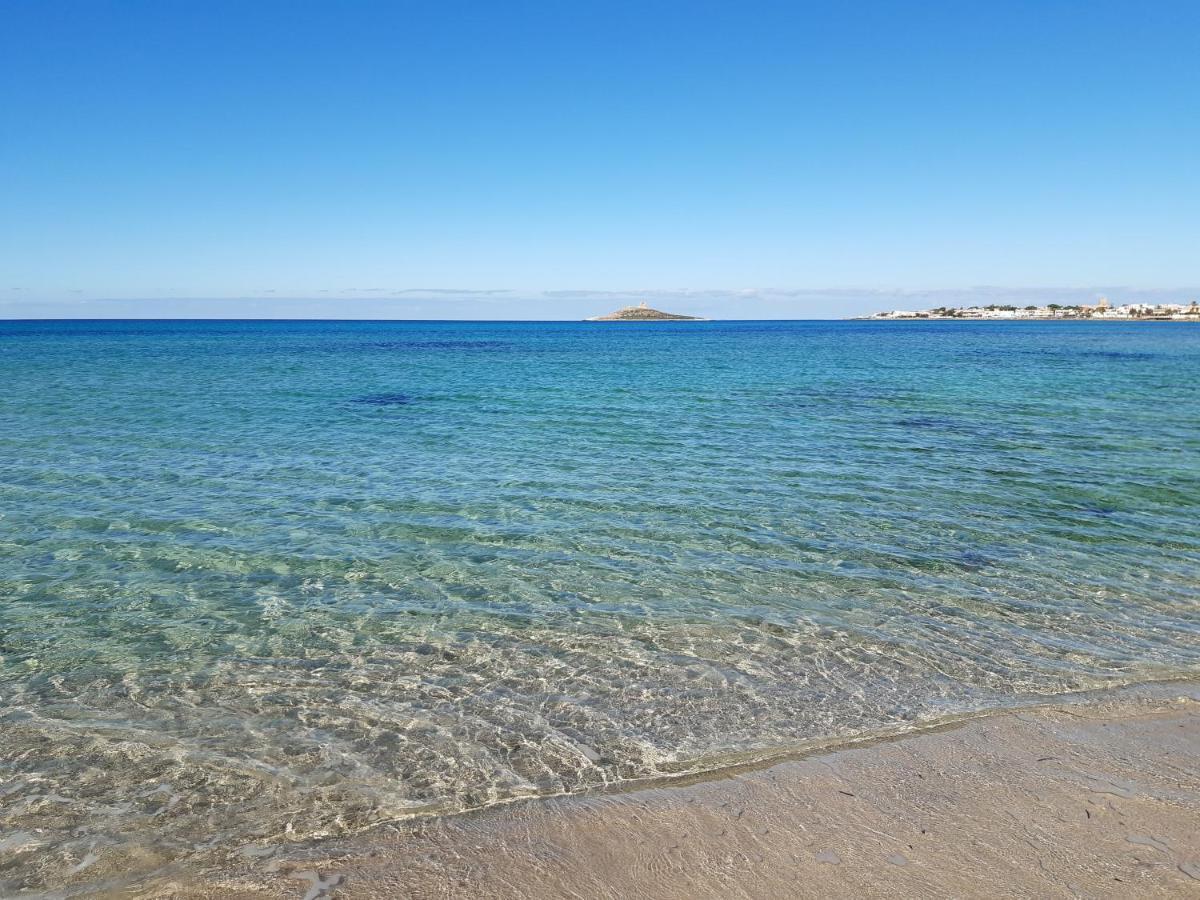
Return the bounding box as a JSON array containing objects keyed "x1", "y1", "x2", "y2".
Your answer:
[{"x1": 145, "y1": 679, "x2": 1200, "y2": 899}]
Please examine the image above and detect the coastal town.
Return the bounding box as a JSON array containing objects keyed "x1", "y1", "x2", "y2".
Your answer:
[{"x1": 858, "y1": 296, "x2": 1200, "y2": 320}]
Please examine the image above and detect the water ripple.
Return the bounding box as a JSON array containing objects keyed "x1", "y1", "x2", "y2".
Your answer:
[{"x1": 0, "y1": 320, "x2": 1198, "y2": 892}]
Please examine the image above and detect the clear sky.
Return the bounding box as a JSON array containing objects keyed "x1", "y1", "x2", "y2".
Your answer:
[{"x1": 2, "y1": 1, "x2": 1198, "y2": 319}]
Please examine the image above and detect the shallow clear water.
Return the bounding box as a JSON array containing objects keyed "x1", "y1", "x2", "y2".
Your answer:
[{"x1": 1, "y1": 319, "x2": 1198, "y2": 889}]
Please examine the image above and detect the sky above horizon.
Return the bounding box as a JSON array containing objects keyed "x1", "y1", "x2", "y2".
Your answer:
[{"x1": 2, "y1": 1, "x2": 1198, "y2": 319}]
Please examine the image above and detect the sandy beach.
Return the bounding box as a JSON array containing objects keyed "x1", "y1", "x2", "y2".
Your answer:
[{"x1": 139, "y1": 681, "x2": 1200, "y2": 900}]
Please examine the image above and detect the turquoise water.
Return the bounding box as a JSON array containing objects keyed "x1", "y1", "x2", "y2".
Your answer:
[{"x1": 2, "y1": 319, "x2": 1199, "y2": 890}]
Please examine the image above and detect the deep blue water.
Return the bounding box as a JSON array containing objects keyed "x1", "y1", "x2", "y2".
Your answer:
[{"x1": 1, "y1": 319, "x2": 1199, "y2": 890}]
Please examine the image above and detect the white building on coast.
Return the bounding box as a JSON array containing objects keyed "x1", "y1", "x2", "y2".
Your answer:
[{"x1": 858, "y1": 297, "x2": 1200, "y2": 321}]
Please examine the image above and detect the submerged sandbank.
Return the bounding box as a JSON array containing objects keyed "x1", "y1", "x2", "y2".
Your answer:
[{"x1": 151, "y1": 681, "x2": 1200, "y2": 899}]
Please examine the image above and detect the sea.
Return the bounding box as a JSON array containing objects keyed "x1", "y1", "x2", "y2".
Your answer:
[{"x1": 1, "y1": 319, "x2": 1198, "y2": 892}]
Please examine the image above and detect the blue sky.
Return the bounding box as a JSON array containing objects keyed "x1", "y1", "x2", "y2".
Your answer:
[{"x1": 2, "y1": 1, "x2": 1197, "y2": 319}]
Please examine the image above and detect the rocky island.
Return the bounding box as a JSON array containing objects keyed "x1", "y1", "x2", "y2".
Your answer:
[{"x1": 586, "y1": 301, "x2": 704, "y2": 321}]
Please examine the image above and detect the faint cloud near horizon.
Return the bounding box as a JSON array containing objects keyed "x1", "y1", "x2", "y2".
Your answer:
[{"x1": 2, "y1": 285, "x2": 1198, "y2": 320}]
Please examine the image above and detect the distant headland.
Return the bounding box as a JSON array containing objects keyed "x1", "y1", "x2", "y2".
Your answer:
[{"x1": 586, "y1": 301, "x2": 705, "y2": 322}]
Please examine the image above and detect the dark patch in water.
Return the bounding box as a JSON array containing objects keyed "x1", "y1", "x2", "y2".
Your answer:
[
  {"x1": 352, "y1": 393, "x2": 415, "y2": 406},
  {"x1": 759, "y1": 384, "x2": 917, "y2": 411},
  {"x1": 278, "y1": 338, "x2": 523, "y2": 356},
  {"x1": 1026, "y1": 348, "x2": 1159, "y2": 363},
  {"x1": 1076, "y1": 350, "x2": 1157, "y2": 361},
  {"x1": 362, "y1": 339, "x2": 512, "y2": 352},
  {"x1": 955, "y1": 550, "x2": 991, "y2": 571},
  {"x1": 894, "y1": 416, "x2": 978, "y2": 435}
]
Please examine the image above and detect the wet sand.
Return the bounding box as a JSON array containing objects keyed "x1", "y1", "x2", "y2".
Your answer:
[{"x1": 143, "y1": 682, "x2": 1200, "y2": 899}]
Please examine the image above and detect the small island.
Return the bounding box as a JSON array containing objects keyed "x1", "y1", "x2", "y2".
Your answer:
[{"x1": 586, "y1": 301, "x2": 704, "y2": 321}]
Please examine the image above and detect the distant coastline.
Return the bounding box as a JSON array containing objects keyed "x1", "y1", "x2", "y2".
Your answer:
[{"x1": 854, "y1": 297, "x2": 1200, "y2": 321}]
